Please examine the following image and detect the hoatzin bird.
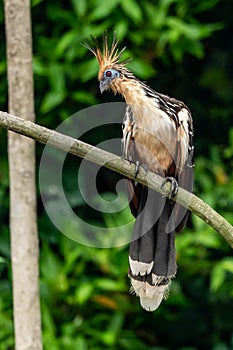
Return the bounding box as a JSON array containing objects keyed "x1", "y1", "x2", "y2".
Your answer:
[{"x1": 82, "y1": 33, "x2": 194, "y2": 311}]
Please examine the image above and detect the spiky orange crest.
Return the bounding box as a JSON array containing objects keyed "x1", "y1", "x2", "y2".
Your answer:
[{"x1": 82, "y1": 32, "x2": 132, "y2": 80}]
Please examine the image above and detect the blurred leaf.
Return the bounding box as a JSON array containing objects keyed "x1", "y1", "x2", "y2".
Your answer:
[
  {"x1": 193, "y1": 0, "x2": 221, "y2": 13},
  {"x1": 127, "y1": 58, "x2": 155, "y2": 79},
  {"x1": 41, "y1": 245, "x2": 68, "y2": 292},
  {"x1": 31, "y1": 0, "x2": 43, "y2": 6},
  {"x1": 223, "y1": 128, "x2": 233, "y2": 159},
  {"x1": 101, "y1": 312, "x2": 124, "y2": 345},
  {"x1": 90, "y1": 0, "x2": 119, "y2": 21},
  {"x1": 95, "y1": 278, "x2": 125, "y2": 292},
  {"x1": 167, "y1": 17, "x2": 221, "y2": 41},
  {"x1": 120, "y1": 0, "x2": 143, "y2": 23},
  {"x1": 210, "y1": 264, "x2": 225, "y2": 292},
  {"x1": 78, "y1": 57, "x2": 99, "y2": 82},
  {"x1": 115, "y1": 21, "x2": 128, "y2": 38},
  {"x1": 72, "y1": 90, "x2": 98, "y2": 105},
  {"x1": 71, "y1": 0, "x2": 87, "y2": 18},
  {"x1": 213, "y1": 343, "x2": 229, "y2": 350},
  {"x1": 40, "y1": 64, "x2": 67, "y2": 113},
  {"x1": 41, "y1": 90, "x2": 66, "y2": 113},
  {"x1": 75, "y1": 281, "x2": 94, "y2": 305},
  {"x1": 0, "y1": 256, "x2": 7, "y2": 264},
  {"x1": 0, "y1": 61, "x2": 6, "y2": 74},
  {"x1": 55, "y1": 30, "x2": 78, "y2": 57},
  {"x1": 210, "y1": 258, "x2": 233, "y2": 292},
  {"x1": 42, "y1": 304, "x2": 60, "y2": 350},
  {"x1": 48, "y1": 64, "x2": 66, "y2": 91}
]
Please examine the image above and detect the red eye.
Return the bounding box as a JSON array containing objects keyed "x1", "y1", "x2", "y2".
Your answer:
[{"x1": 105, "y1": 70, "x2": 112, "y2": 77}]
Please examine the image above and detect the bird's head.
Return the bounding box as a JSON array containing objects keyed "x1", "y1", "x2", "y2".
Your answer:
[
  {"x1": 99, "y1": 67, "x2": 121, "y2": 93},
  {"x1": 82, "y1": 32, "x2": 133, "y2": 94}
]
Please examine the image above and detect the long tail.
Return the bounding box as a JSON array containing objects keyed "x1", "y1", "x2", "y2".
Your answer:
[{"x1": 128, "y1": 187, "x2": 176, "y2": 311}]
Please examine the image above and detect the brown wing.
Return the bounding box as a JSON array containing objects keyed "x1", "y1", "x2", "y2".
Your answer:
[{"x1": 122, "y1": 104, "x2": 194, "y2": 230}]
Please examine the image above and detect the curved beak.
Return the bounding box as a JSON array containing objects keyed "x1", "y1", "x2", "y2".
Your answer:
[{"x1": 99, "y1": 78, "x2": 109, "y2": 93}]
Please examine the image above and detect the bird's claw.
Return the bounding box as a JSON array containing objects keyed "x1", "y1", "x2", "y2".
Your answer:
[
  {"x1": 134, "y1": 161, "x2": 148, "y2": 180},
  {"x1": 161, "y1": 177, "x2": 178, "y2": 199},
  {"x1": 135, "y1": 161, "x2": 140, "y2": 180},
  {"x1": 128, "y1": 156, "x2": 133, "y2": 163}
]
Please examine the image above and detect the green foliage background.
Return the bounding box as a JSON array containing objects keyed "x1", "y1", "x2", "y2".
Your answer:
[{"x1": 0, "y1": 0, "x2": 233, "y2": 349}]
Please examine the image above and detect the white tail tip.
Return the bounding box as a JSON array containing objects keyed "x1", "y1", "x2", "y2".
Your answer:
[{"x1": 130, "y1": 276, "x2": 171, "y2": 312}]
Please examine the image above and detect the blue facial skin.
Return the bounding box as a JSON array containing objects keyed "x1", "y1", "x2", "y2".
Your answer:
[
  {"x1": 100, "y1": 69, "x2": 120, "y2": 93},
  {"x1": 104, "y1": 69, "x2": 120, "y2": 79}
]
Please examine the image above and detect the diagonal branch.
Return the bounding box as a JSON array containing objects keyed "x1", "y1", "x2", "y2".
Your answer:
[{"x1": 0, "y1": 110, "x2": 233, "y2": 248}]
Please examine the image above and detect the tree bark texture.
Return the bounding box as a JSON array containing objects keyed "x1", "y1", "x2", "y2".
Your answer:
[
  {"x1": 4, "y1": 0, "x2": 42, "y2": 349},
  {"x1": 0, "y1": 111, "x2": 233, "y2": 250}
]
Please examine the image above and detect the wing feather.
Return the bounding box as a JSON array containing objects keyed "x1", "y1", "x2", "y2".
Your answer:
[{"x1": 122, "y1": 98, "x2": 194, "y2": 231}]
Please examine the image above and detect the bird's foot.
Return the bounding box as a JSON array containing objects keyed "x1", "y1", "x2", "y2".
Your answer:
[
  {"x1": 161, "y1": 177, "x2": 178, "y2": 199},
  {"x1": 134, "y1": 161, "x2": 148, "y2": 182},
  {"x1": 134, "y1": 161, "x2": 140, "y2": 180},
  {"x1": 128, "y1": 155, "x2": 133, "y2": 163}
]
